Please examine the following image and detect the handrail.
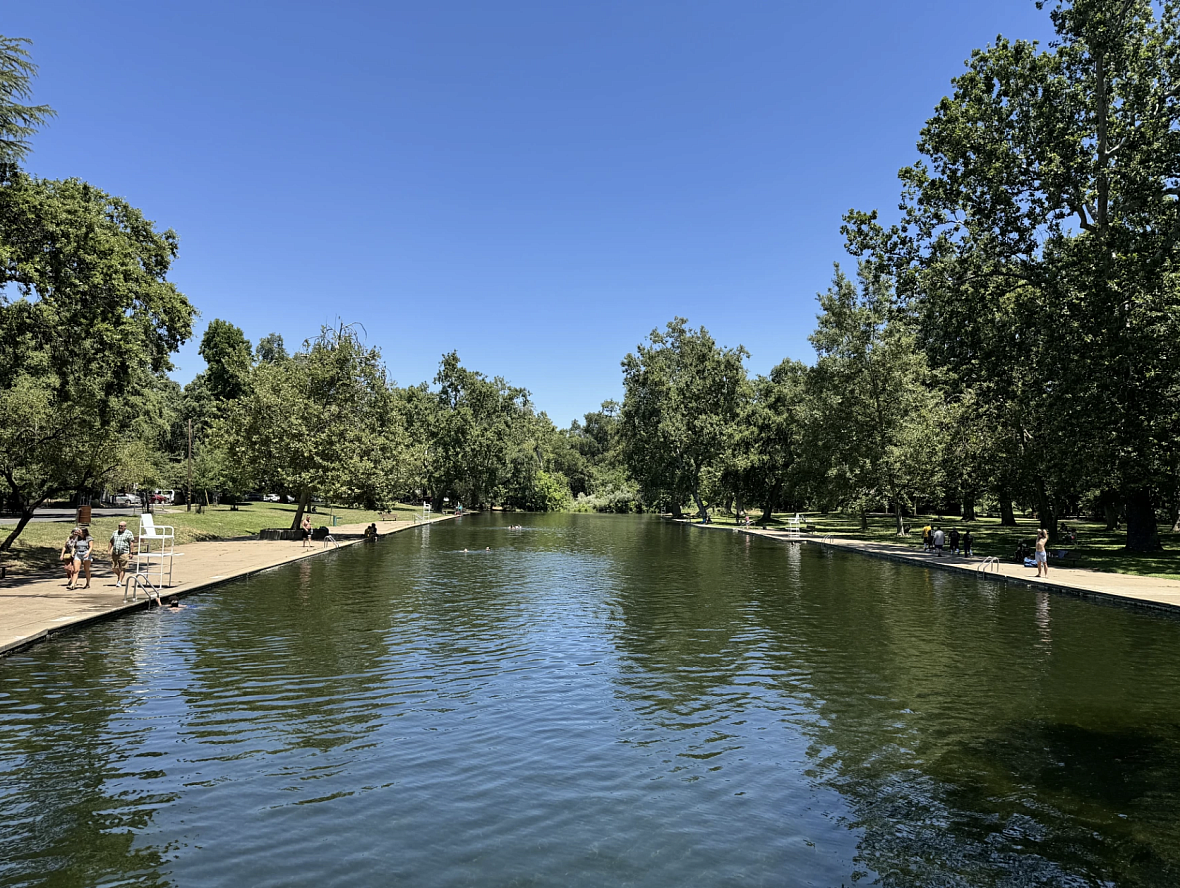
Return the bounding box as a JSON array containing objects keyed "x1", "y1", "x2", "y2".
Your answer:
[
  {"x1": 124, "y1": 571, "x2": 161, "y2": 605},
  {"x1": 976, "y1": 556, "x2": 1001, "y2": 574},
  {"x1": 322, "y1": 534, "x2": 339, "y2": 549}
]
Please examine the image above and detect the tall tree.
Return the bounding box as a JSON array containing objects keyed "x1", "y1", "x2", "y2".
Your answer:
[
  {"x1": 0, "y1": 175, "x2": 194, "y2": 550},
  {"x1": 0, "y1": 36, "x2": 54, "y2": 169},
  {"x1": 729, "y1": 359, "x2": 809, "y2": 523},
  {"x1": 807, "y1": 266, "x2": 939, "y2": 535},
  {"x1": 619, "y1": 318, "x2": 748, "y2": 520},
  {"x1": 255, "y1": 332, "x2": 288, "y2": 364},
  {"x1": 198, "y1": 319, "x2": 252, "y2": 402},
  {"x1": 845, "y1": 0, "x2": 1180, "y2": 550},
  {"x1": 217, "y1": 324, "x2": 405, "y2": 530}
]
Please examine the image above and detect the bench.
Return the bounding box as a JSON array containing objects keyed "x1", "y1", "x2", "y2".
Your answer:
[{"x1": 378, "y1": 512, "x2": 399, "y2": 521}]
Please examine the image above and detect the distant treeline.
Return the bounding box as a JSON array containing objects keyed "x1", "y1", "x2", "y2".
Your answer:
[{"x1": 5, "y1": 1, "x2": 1180, "y2": 553}]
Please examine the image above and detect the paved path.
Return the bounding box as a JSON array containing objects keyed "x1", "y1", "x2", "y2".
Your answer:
[
  {"x1": 687, "y1": 522, "x2": 1180, "y2": 614},
  {"x1": 0, "y1": 516, "x2": 452, "y2": 657}
]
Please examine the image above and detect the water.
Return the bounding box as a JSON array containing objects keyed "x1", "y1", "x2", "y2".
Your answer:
[{"x1": 3, "y1": 513, "x2": 1180, "y2": 887}]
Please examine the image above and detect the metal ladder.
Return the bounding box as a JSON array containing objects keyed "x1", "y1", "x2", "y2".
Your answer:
[
  {"x1": 976, "y1": 556, "x2": 1001, "y2": 574},
  {"x1": 124, "y1": 571, "x2": 162, "y2": 605}
]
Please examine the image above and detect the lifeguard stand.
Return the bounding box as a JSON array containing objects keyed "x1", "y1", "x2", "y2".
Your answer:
[
  {"x1": 786, "y1": 513, "x2": 802, "y2": 539},
  {"x1": 134, "y1": 512, "x2": 179, "y2": 587}
]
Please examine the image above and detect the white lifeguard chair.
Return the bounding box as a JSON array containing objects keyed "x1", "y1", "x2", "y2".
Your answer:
[
  {"x1": 134, "y1": 512, "x2": 179, "y2": 588},
  {"x1": 786, "y1": 513, "x2": 803, "y2": 539}
]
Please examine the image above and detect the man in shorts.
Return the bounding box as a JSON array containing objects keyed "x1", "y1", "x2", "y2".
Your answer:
[
  {"x1": 108, "y1": 520, "x2": 137, "y2": 586},
  {"x1": 1034, "y1": 528, "x2": 1049, "y2": 577}
]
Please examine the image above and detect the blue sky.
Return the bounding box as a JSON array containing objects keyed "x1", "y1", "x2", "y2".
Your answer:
[{"x1": 8, "y1": 1, "x2": 1054, "y2": 426}]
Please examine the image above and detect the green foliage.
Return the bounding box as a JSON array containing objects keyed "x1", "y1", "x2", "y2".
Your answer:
[
  {"x1": 216, "y1": 324, "x2": 406, "y2": 528},
  {"x1": 0, "y1": 174, "x2": 194, "y2": 549},
  {"x1": 620, "y1": 318, "x2": 748, "y2": 518},
  {"x1": 0, "y1": 36, "x2": 54, "y2": 168},
  {"x1": 844, "y1": 0, "x2": 1180, "y2": 549},
  {"x1": 199, "y1": 319, "x2": 252, "y2": 401},
  {"x1": 255, "y1": 332, "x2": 288, "y2": 364},
  {"x1": 806, "y1": 265, "x2": 943, "y2": 533}
]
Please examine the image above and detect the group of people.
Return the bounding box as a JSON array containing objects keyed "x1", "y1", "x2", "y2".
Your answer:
[
  {"x1": 921, "y1": 524, "x2": 974, "y2": 558},
  {"x1": 60, "y1": 520, "x2": 137, "y2": 589}
]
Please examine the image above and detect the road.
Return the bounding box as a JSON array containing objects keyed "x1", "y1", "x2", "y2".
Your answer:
[{"x1": 0, "y1": 507, "x2": 142, "y2": 526}]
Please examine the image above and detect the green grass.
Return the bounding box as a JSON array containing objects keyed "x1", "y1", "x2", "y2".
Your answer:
[
  {"x1": 0, "y1": 501, "x2": 427, "y2": 576},
  {"x1": 705, "y1": 510, "x2": 1180, "y2": 580}
]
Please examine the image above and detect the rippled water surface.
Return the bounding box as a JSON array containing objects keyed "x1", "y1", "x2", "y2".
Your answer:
[{"x1": 5, "y1": 514, "x2": 1180, "y2": 886}]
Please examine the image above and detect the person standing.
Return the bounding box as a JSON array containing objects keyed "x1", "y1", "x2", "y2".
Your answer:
[
  {"x1": 70, "y1": 527, "x2": 94, "y2": 590},
  {"x1": 932, "y1": 526, "x2": 945, "y2": 556},
  {"x1": 108, "y1": 520, "x2": 137, "y2": 586},
  {"x1": 922, "y1": 524, "x2": 933, "y2": 551},
  {"x1": 1035, "y1": 528, "x2": 1049, "y2": 577},
  {"x1": 60, "y1": 528, "x2": 79, "y2": 586},
  {"x1": 301, "y1": 515, "x2": 313, "y2": 549},
  {"x1": 963, "y1": 529, "x2": 974, "y2": 557},
  {"x1": 949, "y1": 527, "x2": 961, "y2": 555}
]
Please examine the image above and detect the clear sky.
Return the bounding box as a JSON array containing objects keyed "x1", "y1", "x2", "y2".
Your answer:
[{"x1": 8, "y1": 1, "x2": 1055, "y2": 426}]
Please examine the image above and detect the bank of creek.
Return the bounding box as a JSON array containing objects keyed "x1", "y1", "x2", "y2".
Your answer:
[{"x1": 3, "y1": 513, "x2": 1180, "y2": 887}]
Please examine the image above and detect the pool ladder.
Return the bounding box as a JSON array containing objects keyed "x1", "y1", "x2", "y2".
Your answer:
[
  {"x1": 976, "y1": 556, "x2": 1001, "y2": 574},
  {"x1": 124, "y1": 572, "x2": 162, "y2": 605}
]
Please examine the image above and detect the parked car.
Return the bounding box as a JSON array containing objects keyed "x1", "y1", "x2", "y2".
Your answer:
[
  {"x1": 151, "y1": 489, "x2": 176, "y2": 504},
  {"x1": 110, "y1": 493, "x2": 138, "y2": 507},
  {"x1": 263, "y1": 493, "x2": 281, "y2": 503}
]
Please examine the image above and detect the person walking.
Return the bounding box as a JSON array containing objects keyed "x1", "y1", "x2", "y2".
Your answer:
[
  {"x1": 60, "y1": 528, "x2": 79, "y2": 586},
  {"x1": 107, "y1": 520, "x2": 137, "y2": 586},
  {"x1": 922, "y1": 524, "x2": 933, "y2": 552},
  {"x1": 932, "y1": 526, "x2": 945, "y2": 556},
  {"x1": 69, "y1": 527, "x2": 94, "y2": 589},
  {"x1": 1035, "y1": 528, "x2": 1049, "y2": 577},
  {"x1": 963, "y1": 529, "x2": 974, "y2": 557},
  {"x1": 949, "y1": 527, "x2": 961, "y2": 555}
]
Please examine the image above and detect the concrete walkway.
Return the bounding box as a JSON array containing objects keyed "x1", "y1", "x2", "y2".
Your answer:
[
  {"x1": 687, "y1": 521, "x2": 1180, "y2": 614},
  {"x1": 0, "y1": 515, "x2": 454, "y2": 658}
]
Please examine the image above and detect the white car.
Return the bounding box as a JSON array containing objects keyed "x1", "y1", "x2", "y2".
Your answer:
[
  {"x1": 263, "y1": 494, "x2": 281, "y2": 503},
  {"x1": 111, "y1": 493, "x2": 138, "y2": 507}
]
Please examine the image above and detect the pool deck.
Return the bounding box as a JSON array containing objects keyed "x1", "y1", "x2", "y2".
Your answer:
[
  {"x1": 0, "y1": 516, "x2": 454, "y2": 658},
  {"x1": 685, "y1": 521, "x2": 1180, "y2": 615}
]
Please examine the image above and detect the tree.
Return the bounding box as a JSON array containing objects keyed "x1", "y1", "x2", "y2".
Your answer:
[
  {"x1": 806, "y1": 265, "x2": 939, "y2": 535},
  {"x1": 0, "y1": 175, "x2": 194, "y2": 550},
  {"x1": 198, "y1": 319, "x2": 252, "y2": 402},
  {"x1": 217, "y1": 324, "x2": 405, "y2": 529},
  {"x1": 729, "y1": 359, "x2": 809, "y2": 523},
  {"x1": 412, "y1": 352, "x2": 537, "y2": 509},
  {"x1": 255, "y1": 332, "x2": 288, "y2": 364},
  {"x1": 0, "y1": 36, "x2": 54, "y2": 168},
  {"x1": 844, "y1": 0, "x2": 1180, "y2": 550},
  {"x1": 619, "y1": 318, "x2": 748, "y2": 520}
]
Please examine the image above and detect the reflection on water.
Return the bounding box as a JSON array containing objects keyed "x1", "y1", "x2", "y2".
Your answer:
[{"x1": 4, "y1": 514, "x2": 1180, "y2": 886}]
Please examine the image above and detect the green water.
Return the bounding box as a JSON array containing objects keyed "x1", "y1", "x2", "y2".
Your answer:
[{"x1": 3, "y1": 513, "x2": 1180, "y2": 887}]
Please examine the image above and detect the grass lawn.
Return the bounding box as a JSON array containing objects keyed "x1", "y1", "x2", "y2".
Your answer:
[
  {"x1": 705, "y1": 510, "x2": 1180, "y2": 581},
  {"x1": 0, "y1": 501, "x2": 427, "y2": 576}
]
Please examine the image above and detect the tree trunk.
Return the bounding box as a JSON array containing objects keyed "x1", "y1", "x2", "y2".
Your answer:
[
  {"x1": 760, "y1": 501, "x2": 773, "y2": 524},
  {"x1": 289, "y1": 489, "x2": 311, "y2": 531},
  {"x1": 893, "y1": 497, "x2": 905, "y2": 536},
  {"x1": 669, "y1": 501, "x2": 684, "y2": 519},
  {"x1": 860, "y1": 508, "x2": 868, "y2": 532},
  {"x1": 1125, "y1": 486, "x2": 1162, "y2": 552},
  {"x1": 1103, "y1": 499, "x2": 1120, "y2": 531},
  {"x1": 0, "y1": 508, "x2": 37, "y2": 552},
  {"x1": 1035, "y1": 479, "x2": 1058, "y2": 543},
  {"x1": 692, "y1": 490, "x2": 708, "y2": 521},
  {"x1": 962, "y1": 494, "x2": 976, "y2": 522},
  {"x1": 999, "y1": 487, "x2": 1016, "y2": 526}
]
